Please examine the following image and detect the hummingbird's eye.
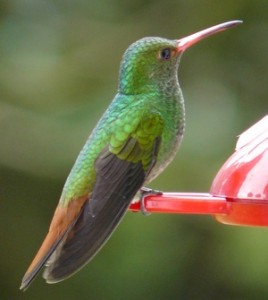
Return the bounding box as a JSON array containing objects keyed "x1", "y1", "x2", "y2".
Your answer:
[{"x1": 160, "y1": 48, "x2": 172, "y2": 60}]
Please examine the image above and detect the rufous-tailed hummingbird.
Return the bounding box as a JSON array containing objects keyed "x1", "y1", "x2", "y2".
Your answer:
[{"x1": 20, "y1": 20, "x2": 242, "y2": 290}]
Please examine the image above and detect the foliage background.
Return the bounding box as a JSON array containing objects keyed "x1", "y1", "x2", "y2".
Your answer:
[{"x1": 1, "y1": 1, "x2": 267, "y2": 299}]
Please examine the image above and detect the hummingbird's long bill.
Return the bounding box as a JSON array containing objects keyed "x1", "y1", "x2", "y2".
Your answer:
[{"x1": 177, "y1": 20, "x2": 242, "y2": 52}]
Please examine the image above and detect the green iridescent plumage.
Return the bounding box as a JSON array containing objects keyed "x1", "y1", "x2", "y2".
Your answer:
[
  {"x1": 21, "y1": 21, "x2": 242, "y2": 290},
  {"x1": 61, "y1": 37, "x2": 184, "y2": 204}
]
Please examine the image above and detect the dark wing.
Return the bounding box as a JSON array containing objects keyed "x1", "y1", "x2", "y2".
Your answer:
[{"x1": 43, "y1": 139, "x2": 159, "y2": 283}]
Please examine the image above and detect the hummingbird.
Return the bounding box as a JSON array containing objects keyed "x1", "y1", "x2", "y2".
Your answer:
[{"x1": 20, "y1": 20, "x2": 242, "y2": 290}]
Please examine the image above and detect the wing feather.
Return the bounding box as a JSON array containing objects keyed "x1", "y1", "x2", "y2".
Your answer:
[{"x1": 43, "y1": 146, "x2": 146, "y2": 283}]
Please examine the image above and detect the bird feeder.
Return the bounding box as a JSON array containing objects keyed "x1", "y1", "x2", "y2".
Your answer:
[{"x1": 129, "y1": 115, "x2": 268, "y2": 227}]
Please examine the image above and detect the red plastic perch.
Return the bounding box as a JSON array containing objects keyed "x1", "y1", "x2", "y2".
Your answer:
[{"x1": 129, "y1": 193, "x2": 228, "y2": 215}]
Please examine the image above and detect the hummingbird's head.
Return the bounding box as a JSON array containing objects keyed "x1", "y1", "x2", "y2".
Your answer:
[
  {"x1": 118, "y1": 21, "x2": 242, "y2": 95},
  {"x1": 118, "y1": 37, "x2": 181, "y2": 95}
]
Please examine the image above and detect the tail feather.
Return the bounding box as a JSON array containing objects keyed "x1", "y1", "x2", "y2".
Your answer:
[{"x1": 20, "y1": 196, "x2": 88, "y2": 291}]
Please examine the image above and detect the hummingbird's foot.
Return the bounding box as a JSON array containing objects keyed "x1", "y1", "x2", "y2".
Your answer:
[{"x1": 139, "y1": 187, "x2": 162, "y2": 216}]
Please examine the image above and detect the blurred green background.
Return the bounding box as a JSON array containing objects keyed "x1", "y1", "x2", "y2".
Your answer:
[{"x1": 1, "y1": 1, "x2": 267, "y2": 299}]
